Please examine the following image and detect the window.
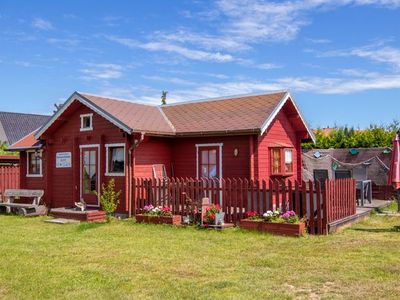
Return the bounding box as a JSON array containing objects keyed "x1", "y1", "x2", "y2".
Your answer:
[
  {"x1": 27, "y1": 150, "x2": 42, "y2": 177},
  {"x1": 200, "y1": 149, "x2": 218, "y2": 178},
  {"x1": 80, "y1": 113, "x2": 93, "y2": 131},
  {"x1": 284, "y1": 149, "x2": 293, "y2": 173},
  {"x1": 270, "y1": 148, "x2": 294, "y2": 176},
  {"x1": 106, "y1": 144, "x2": 125, "y2": 175}
]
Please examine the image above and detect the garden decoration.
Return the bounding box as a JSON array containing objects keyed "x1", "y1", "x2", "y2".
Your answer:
[{"x1": 240, "y1": 210, "x2": 306, "y2": 237}]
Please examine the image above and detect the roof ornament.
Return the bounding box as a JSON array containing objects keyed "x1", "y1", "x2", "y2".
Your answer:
[{"x1": 161, "y1": 90, "x2": 168, "y2": 105}]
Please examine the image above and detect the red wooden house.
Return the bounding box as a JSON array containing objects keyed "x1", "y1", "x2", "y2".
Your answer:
[{"x1": 9, "y1": 90, "x2": 314, "y2": 215}]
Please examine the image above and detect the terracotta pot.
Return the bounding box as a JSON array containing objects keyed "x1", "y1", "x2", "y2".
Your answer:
[
  {"x1": 261, "y1": 222, "x2": 305, "y2": 237},
  {"x1": 136, "y1": 214, "x2": 182, "y2": 225},
  {"x1": 239, "y1": 219, "x2": 262, "y2": 231}
]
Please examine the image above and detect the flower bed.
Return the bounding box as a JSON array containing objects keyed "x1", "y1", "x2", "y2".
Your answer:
[
  {"x1": 136, "y1": 214, "x2": 182, "y2": 225},
  {"x1": 240, "y1": 210, "x2": 306, "y2": 237},
  {"x1": 136, "y1": 205, "x2": 182, "y2": 225}
]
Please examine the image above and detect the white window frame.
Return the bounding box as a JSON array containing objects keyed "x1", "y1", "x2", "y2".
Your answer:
[
  {"x1": 195, "y1": 143, "x2": 223, "y2": 179},
  {"x1": 105, "y1": 143, "x2": 126, "y2": 176},
  {"x1": 80, "y1": 113, "x2": 93, "y2": 132},
  {"x1": 26, "y1": 150, "x2": 43, "y2": 177}
]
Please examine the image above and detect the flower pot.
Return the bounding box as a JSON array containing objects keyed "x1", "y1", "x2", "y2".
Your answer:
[
  {"x1": 215, "y1": 212, "x2": 225, "y2": 225},
  {"x1": 136, "y1": 214, "x2": 182, "y2": 225},
  {"x1": 261, "y1": 222, "x2": 305, "y2": 237},
  {"x1": 239, "y1": 219, "x2": 262, "y2": 231}
]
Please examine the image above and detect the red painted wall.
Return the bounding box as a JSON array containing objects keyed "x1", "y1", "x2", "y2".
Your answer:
[
  {"x1": 20, "y1": 151, "x2": 47, "y2": 203},
  {"x1": 172, "y1": 136, "x2": 250, "y2": 179},
  {"x1": 40, "y1": 102, "x2": 129, "y2": 212},
  {"x1": 256, "y1": 110, "x2": 300, "y2": 182},
  {"x1": 134, "y1": 137, "x2": 173, "y2": 178}
]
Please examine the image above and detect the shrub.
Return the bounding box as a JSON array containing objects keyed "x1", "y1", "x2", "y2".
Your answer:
[{"x1": 96, "y1": 179, "x2": 121, "y2": 220}]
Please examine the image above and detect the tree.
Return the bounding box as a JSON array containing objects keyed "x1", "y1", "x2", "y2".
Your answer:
[
  {"x1": 161, "y1": 90, "x2": 168, "y2": 105},
  {"x1": 302, "y1": 122, "x2": 398, "y2": 149}
]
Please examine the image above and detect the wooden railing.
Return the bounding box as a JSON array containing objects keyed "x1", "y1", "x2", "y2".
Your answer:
[
  {"x1": 132, "y1": 177, "x2": 356, "y2": 235},
  {"x1": 0, "y1": 166, "x2": 20, "y2": 201},
  {"x1": 325, "y1": 178, "x2": 357, "y2": 223}
]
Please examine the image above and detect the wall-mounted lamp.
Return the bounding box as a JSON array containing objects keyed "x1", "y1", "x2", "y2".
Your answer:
[{"x1": 233, "y1": 148, "x2": 239, "y2": 157}]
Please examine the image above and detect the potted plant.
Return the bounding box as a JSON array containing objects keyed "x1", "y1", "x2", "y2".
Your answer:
[
  {"x1": 261, "y1": 210, "x2": 306, "y2": 237},
  {"x1": 136, "y1": 204, "x2": 182, "y2": 225},
  {"x1": 203, "y1": 204, "x2": 225, "y2": 227},
  {"x1": 239, "y1": 211, "x2": 263, "y2": 231}
]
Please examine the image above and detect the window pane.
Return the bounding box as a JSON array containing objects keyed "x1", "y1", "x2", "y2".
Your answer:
[
  {"x1": 84, "y1": 151, "x2": 90, "y2": 165},
  {"x1": 201, "y1": 150, "x2": 208, "y2": 164},
  {"x1": 110, "y1": 147, "x2": 124, "y2": 173},
  {"x1": 28, "y1": 152, "x2": 40, "y2": 174},
  {"x1": 209, "y1": 149, "x2": 217, "y2": 164},
  {"x1": 209, "y1": 164, "x2": 217, "y2": 178},
  {"x1": 90, "y1": 150, "x2": 96, "y2": 165},
  {"x1": 285, "y1": 150, "x2": 293, "y2": 163},
  {"x1": 83, "y1": 116, "x2": 91, "y2": 128},
  {"x1": 201, "y1": 165, "x2": 208, "y2": 178},
  {"x1": 272, "y1": 148, "x2": 281, "y2": 174}
]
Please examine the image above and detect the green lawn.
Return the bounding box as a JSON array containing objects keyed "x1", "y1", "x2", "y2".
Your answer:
[{"x1": 0, "y1": 208, "x2": 400, "y2": 299}]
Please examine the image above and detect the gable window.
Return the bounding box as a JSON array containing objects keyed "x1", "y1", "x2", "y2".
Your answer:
[
  {"x1": 27, "y1": 150, "x2": 42, "y2": 177},
  {"x1": 270, "y1": 148, "x2": 294, "y2": 176},
  {"x1": 105, "y1": 144, "x2": 125, "y2": 176},
  {"x1": 80, "y1": 113, "x2": 93, "y2": 131}
]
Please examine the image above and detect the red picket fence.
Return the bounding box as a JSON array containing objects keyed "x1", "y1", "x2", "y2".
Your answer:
[
  {"x1": 0, "y1": 166, "x2": 20, "y2": 201},
  {"x1": 325, "y1": 178, "x2": 357, "y2": 223},
  {"x1": 132, "y1": 177, "x2": 356, "y2": 235}
]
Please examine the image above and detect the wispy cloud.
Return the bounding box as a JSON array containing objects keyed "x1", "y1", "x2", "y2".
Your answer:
[
  {"x1": 32, "y1": 18, "x2": 53, "y2": 30},
  {"x1": 142, "y1": 75, "x2": 196, "y2": 85},
  {"x1": 257, "y1": 63, "x2": 283, "y2": 70},
  {"x1": 321, "y1": 43, "x2": 400, "y2": 69},
  {"x1": 80, "y1": 63, "x2": 124, "y2": 80},
  {"x1": 106, "y1": 36, "x2": 234, "y2": 62}
]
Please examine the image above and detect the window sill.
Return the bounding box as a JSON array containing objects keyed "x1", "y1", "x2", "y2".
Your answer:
[
  {"x1": 271, "y1": 173, "x2": 294, "y2": 177},
  {"x1": 105, "y1": 172, "x2": 125, "y2": 177},
  {"x1": 26, "y1": 174, "x2": 43, "y2": 178},
  {"x1": 80, "y1": 127, "x2": 93, "y2": 132}
]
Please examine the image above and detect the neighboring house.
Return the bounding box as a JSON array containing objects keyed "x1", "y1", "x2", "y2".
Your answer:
[
  {"x1": 302, "y1": 148, "x2": 393, "y2": 198},
  {"x1": 9, "y1": 90, "x2": 314, "y2": 214},
  {"x1": 0, "y1": 111, "x2": 50, "y2": 145}
]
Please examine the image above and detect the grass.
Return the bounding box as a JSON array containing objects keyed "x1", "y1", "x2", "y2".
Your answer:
[{"x1": 0, "y1": 208, "x2": 400, "y2": 299}]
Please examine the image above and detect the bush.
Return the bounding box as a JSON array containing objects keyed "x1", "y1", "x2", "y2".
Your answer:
[{"x1": 96, "y1": 179, "x2": 121, "y2": 220}]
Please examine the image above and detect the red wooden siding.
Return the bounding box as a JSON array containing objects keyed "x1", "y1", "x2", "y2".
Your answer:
[
  {"x1": 40, "y1": 102, "x2": 129, "y2": 212},
  {"x1": 19, "y1": 152, "x2": 46, "y2": 202},
  {"x1": 256, "y1": 110, "x2": 300, "y2": 182},
  {"x1": 0, "y1": 165, "x2": 20, "y2": 200},
  {"x1": 134, "y1": 137, "x2": 173, "y2": 178},
  {"x1": 172, "y1": 136, "x2": 250, "y2": 178}
]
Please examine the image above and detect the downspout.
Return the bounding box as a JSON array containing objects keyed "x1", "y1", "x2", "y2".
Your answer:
[{"x1": 128, "y1": 132, "x2": 145, "y2": 218}]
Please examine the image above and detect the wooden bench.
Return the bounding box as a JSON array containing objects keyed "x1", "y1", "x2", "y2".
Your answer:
[{"x1": 0, "y1": 189, "x2": 47, "y2": 216}]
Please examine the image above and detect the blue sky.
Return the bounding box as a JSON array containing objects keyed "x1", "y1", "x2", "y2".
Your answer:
[{"x1": 0, "y1": 0, "x2": 399, "y2": 129}]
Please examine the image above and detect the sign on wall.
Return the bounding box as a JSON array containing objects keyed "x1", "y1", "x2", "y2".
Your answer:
[{"x1": 56, "y1": 152, "x2": 72, "y2": 168}]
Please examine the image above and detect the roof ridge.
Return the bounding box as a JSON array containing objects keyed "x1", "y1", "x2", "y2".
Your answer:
[
  {"x1": 0, "y1": 111, "x2": 51, "y2": 117},
  {"x1": 77, "y1": 91, "x2": 158, "y2": 107},
  {"x1": 157, "y1": 106, "x2": 176, "y2": 133},
  {"x1": 163, "y1": 89, "x2": 289, "y2": 107}
]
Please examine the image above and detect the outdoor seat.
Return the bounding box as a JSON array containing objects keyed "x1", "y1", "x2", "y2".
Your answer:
[{"x1": 0, "y1": 189, "x2": 47, "y2": 216}]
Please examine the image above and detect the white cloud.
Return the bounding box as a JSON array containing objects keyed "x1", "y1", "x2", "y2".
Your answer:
[
  {"x1": 321, "y1": 43, "x2": 400, "y2": 70},
  {"x1": 80, "y1": 63, "x2": 124, "y2": 80},
  {"x1": 32, "y1": 18, "x2": 53, "y2": 30},
  {"x1": 142, "y1": 75, "x2": 196, "y2": 85},
  {"x1": 257, "y1": 63, "x2": 283, "y2": 70},
  {"x1": 106, "y1": 36, "x2": 234, "y2": 62}
]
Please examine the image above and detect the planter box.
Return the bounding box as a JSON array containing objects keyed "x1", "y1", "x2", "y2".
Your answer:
[
  {"x1": 261, "y1": 222, "x2": 305, "y2": 237},
  {"x1": 136, "y1": 214, "x2": 182, "y2": 225},
  {"x1": 239, "y1": 219, "x2": 263, "y2": 231}
]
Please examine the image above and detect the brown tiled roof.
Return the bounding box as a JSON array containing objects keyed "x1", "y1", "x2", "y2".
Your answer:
[
  {"x1": 161, "y1": 92, "x2": 286, "y2": 135},
  {"x1": 8, "y1": 129, "x2": 42, "y2": 150},
  {"x1": 37, "y1": 90, "x2": 309, "y2": 141},
  {"x1": 80, "y1": 93, "x2": 175, "y2": 135}
]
